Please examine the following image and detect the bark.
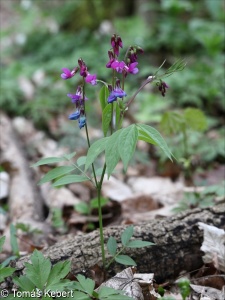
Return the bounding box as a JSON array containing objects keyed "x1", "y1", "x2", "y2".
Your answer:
[{"x1": 14, "y1": 203, "x2": 225, "y2": 282}]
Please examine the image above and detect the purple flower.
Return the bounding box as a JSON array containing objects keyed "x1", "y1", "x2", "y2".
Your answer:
[
  {"x1": 158, "y1": 81, "x2": 169, "y2": 97},
  {"x1": 111, "y1": 60, "x2": 126, "y2": 73},
  {"x1": 108, "y1": 79, "x2": 127, "y2": 103},
  {"x1": 127, "y1": 62, "x2": 139, "y2": 74},
  {"x1": 78, "y1": 116, "x2": 86, "y2": 129},
  {"x1": 85, "y1": 73, "x2": 97, "y2": 85},
  {"x1": 111, "y1": 34, "x2": 123, "y2": 56},
  {"x1": 61, "y1": 67, "x2": 77, "y2": 80},
  {"x1": 67, "y1": 86, "x2": 88, "y2": 103},
  {"x1": 69, "y1": 110, "x2": 80, "y2": 120}
]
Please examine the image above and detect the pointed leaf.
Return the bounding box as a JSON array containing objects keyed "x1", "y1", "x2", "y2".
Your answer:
[
  {"x1": 121, "y1": 225, "x2": 134, "y2": 246},
  {"x1": 102, "y1": 104, "x2": 112, "y2": 136},
  {"x1": 24, "y1": 250, "x2": 51, "y2": 290},
  {"x1": 107, "y1": 236, "x2": 118, "y2": 256},
  {"x1": 77, "y1": 274, "x2": 95, "y2": 295},
  {"x1": 46, "y1": 260, "x2": 71, "y2": 288},
  {"x1": 126, "y1": 240, "x2": 155, "y2": 248},
  {"x1": 77, "y1": 156, "x2": 87, "y2": 167},
  {"x1": 105, "y1": 130, "x2": 121, "y2": 178},
  {"x1": 38, "y1": 166, "x2": 75, "y2": 185},
  {"x1": 137, "y1": 124, "x2": 173, "y2": 160},
  {"x1": 63, "y1": 151, "x2": 77, "y2": 160},
  {"x1": 85, "y1": 138, "x2": 108, "y2": 171},
  {"x1": 0, "y1": 267, "x2": 15, "y2": 282},
  {"x1": 118, "y1": 125, "x2": 138, "y2": 171},
  {"x1": 13, "y1": 275, "x2": 36, "y2": 292},
  {"x1": 52, "y1": 175, "x2": 89, "y2": 187},
  {"x1": 115, "y1": 255, "x2": 137, "y2": 266},
  {"x1": 31, "y1": 157, "x2": 65, "y2": 167},
  {"x1": 99, "y1": 85, "x2": 109, "y2": 111}
]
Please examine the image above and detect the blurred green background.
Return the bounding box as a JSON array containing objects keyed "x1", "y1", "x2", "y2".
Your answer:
[{"x1": 0, "y1": 0, "x2": 224, "y2": 172}]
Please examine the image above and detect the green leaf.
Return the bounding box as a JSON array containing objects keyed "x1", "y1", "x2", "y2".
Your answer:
[
  {"x1": 1, "y1": 255, "x2": 17, "y2": 268},
  {"x1": 46, "y1": 260, "x2": 71, "y2": 289},
  {"x1": 115, "y1": 255, "x2": 137, "y2": 266},
  {"x1": 73, "y1": 291, "x2": 91, "y2": 300},
  {"x1": 76, "y1": 274, "x2": 95, "y2": 296},
  {"x1": 38, "y1": 166, "x2": 75, "y2": 185},
  {"x1": 24, "y1": 249, "x2": 51, "y2": 290},
  {"x1": 137, "y1": 124, "x2": 173, "y2": 160},
  {"x1": 31, "y1": 157, "x2": 65, "y2": 167},
  {"x1": 107, "y1": 236, "x2": 118, "y2": 256},
  {"x1": 10, "y1": 224, "x2": 19, "y2": 256},
  {"x1": 13, "y1": 275, "x2": 36, "y2": 291},
  {"x1": 77, "y1": 156, "x2": 87, "y2": 167},
  {"x1": 63, "y1": 151, "x2": 77, "y2": 160},
  {"x1": 75, "y1": 202, "x2": 90, "y2": 215},
  {"x1": 52, "y1": 175, "x2": 89, "y2": 187},
  {"x1": 160, "y1": 111, "x2": 185, "y2": 135},
  {"x1": 85, "y1": 138, "x2": 108, "y2": 171},
  {"x1": 99, "y1": 85, "x2": 109, "y2": 111},
  {"x1": 102, "y1": 104, "x2": 112, "y2": 136},
  {"x1": 90, "y1": 197, "x2": 109, "y2": 209},
  {"x1": 0, "y1": 236, "x2": 5, "y2": 253},
  {"x1": 0, "y1": 267, "x2": 15, "y2": 282},
  {"x1": 118, "y1": 125, "x2": 138, "y2": 171},
  {"x1": 126, "y1": 240, "x2": 155, "y2": 248},
  {"x1": 184, "y1": 108, "x2": 207, "y2": 132},
  {"x1": 98, "y1": 286, "x2": 134, "y2": 299},
  {"x1": 121, "y1": 225, "x2": 134, "y2": 246},
  {"x1": 105, "y1": 130, "x2": 121, "y2": 178}
]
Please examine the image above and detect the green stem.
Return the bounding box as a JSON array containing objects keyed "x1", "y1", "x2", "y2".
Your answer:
[
  {"x1": 106, "y1": 245, "x2": 126, "y2": 269},
  {"x1": 97, "y1": 186, "x2": 106, "y2": 268},
  {"x1": 84, "y1": 124, "x2": 98, "y2": 187}
]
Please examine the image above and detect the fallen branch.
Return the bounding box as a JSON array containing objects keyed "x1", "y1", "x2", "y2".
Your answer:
[{"x1": 13, "y1": 203, "x2": 225, "y2": 282}]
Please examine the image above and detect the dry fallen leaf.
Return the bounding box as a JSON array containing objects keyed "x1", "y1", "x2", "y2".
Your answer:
[
  {"x1": 190, "y1": 284, "x2": 224, "y2": 300},
  {"x1": 198, "y1": 222, "x2": 225, "y2": 272}
]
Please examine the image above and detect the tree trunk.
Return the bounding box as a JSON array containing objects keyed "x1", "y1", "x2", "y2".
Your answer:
[{"x1": 14, "y1": 203, "x2": 225, "y2": 283}]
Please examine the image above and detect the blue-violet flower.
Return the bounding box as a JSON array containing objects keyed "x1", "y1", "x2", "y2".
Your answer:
[{"x1": 108, "y1": 79, "x2": 127, "y2": 103}]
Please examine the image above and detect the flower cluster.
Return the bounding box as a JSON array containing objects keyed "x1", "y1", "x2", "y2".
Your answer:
[
  {"x1": 61, "y1": 34, "x2": 170, "y2": 129},
  {"x1": 105, "y1": 34, "x2": 143, "y2": 104},
  {"x1": 61, "y1": 59, "x2": 97, "y2": 128}
]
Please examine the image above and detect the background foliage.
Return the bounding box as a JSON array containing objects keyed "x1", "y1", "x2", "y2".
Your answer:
[{"x1": 1, "y1": 0, "x2": 224, "y2": 173}]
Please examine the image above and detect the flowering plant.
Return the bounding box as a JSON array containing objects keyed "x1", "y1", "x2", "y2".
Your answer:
[{"x1": 33, "y1": 34, "x2": 185, "y2": 269}]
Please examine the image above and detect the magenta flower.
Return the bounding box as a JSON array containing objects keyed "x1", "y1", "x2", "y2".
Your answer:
[
  {"x1": 108, "y1": 79, "x2": 127, "y2": 103},
  {"x1": 61, "y1": 67, "x2": 77, "y2": 80},
  {"x1": 85, "y1": 73, "x2": 97, "y2": 85},
  {"x1": 111, "y1": 60, "x2": 126, "y2": 73},
  {"x1": 78, "y1": 58, "x2": 88, "y2": 77}
]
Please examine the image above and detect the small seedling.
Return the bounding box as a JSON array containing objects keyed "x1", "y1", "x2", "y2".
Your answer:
[{"x1": 107, "y1": 225, "x2": 155, "y2": 268}]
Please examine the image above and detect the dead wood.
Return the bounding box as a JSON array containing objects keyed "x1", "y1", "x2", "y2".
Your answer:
[
  {"x1": 0, "y1": 113, "x2": 44, "y2": 222},
  {"x1": 14, "y1": 203, "x2": 225, "y2": 282}
]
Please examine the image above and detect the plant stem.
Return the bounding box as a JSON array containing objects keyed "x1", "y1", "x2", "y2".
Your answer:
[
  {"x1": 106, "y1": 245, "x2": 126, "y2": 269},
  {"x1": 97, "y1": 186, "x2": 106, "y2": 268}
]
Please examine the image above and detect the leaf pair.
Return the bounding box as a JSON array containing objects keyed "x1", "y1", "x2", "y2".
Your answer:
[
  {"x1": 32, "y1": 152, "x2": 90, "y2": 187},
  {"x1": 107, "y1": 225, "x2": 154, "y2": 267}
]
